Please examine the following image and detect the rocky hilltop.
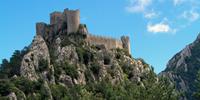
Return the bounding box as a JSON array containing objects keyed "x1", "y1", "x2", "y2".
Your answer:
[
  {"x1": 0, "y1": 8, "x2": 177, "y2": 100},
  {"x1": 160, "y1": 34, "x2": 200, "y2": 100}
]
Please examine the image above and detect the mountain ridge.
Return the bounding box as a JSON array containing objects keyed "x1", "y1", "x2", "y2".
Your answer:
[{"x1": 160, "y1": 33, "x2": 200, "y2": 100}]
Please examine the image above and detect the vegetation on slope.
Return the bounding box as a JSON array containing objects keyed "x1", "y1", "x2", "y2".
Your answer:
[{"x1": 0, "y1": 47, "x2": 178, "y2": 100}]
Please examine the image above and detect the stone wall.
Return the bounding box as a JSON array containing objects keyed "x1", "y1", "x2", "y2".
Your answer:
[
  {"x1": 86, "y1": 34, "x2": 123, "y2": 50},
  {"x1": 35, "y1": 8, "x2": 131, "y2": 54},
  {"x1": 121, "y1": 36, "x2": 131, "y2": 54},
  {"x1": 50, "y1": 12, "x2": 63, "y2": 25},
  {"x1": 36, "y1": 22, "x2": 47, "y2": 36}
]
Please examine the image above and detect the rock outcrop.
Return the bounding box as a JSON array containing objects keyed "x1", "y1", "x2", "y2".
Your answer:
[
  {"x1": 160, "y1": 33, "x2": 200, "y2": 100},
  {"x1": 20, "y1": 35, "x2": 54, "y2": 82},
  {"x1": 7, "y1": 92, "x2": 17, "y2": 100}
]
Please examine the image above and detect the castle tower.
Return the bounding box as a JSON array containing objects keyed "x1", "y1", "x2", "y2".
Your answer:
[
  {"x1": 50, "y1": 12, "x2": 63, "y2": 33},
  {"x1": 64, "y1": 9, "x2": 80, "y2": 33},
  {"x1": 121, "y1": 36, "x2": 131, "y2": 54},
  {"x1": 50, "y1": 11, "x2": 63, "y2": 25}
]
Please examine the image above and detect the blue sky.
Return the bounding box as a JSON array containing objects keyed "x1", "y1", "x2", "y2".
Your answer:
[{"x1": 0, "y1": 0, "x2": 200, "y2": 73}]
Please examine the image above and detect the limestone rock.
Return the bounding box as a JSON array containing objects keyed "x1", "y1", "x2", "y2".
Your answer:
[
  {"x1": 20, "y1": 35, "x2": 51, "y2": 81},
  {"x1": 121, "y1": 36, "x2": 131, "y2": 54},
  {"x1": 7, "y1": 92, "x2": 17, "y2": 100},
  {"x1": 160, "y1": 33, "x2": 200, "y2": 100},
  {"x1": 59, "y1": 74, "x2": 73, "y2": 87},
  {"x1": 56, "y1": 45, "x2": 79, "y2": 65},
  {"x1": 78, "y1": 24, "x2": 88, "y2": 35},
  {"x1": 74, "y1": 70, "x2": 86, "y2": 85}
]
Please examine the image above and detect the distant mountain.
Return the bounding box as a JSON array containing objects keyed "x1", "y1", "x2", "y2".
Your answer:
[{"x1": 160, "y1": 33, "x2": 200, "y2": 100}]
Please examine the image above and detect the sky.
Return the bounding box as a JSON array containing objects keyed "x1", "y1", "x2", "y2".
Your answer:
[{"x1": 0, "y1": 0, "x2": 200, "y2": 73}]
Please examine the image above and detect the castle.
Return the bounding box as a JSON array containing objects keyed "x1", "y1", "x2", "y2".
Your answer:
[{"x1": 36, "y1": 8, "x2": 131, "y2": 54}]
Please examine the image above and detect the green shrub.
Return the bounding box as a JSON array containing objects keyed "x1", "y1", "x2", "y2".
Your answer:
[
  {"x1": 38, "y1": 59, "x2": 48, "y2": 72},
  {"x1": 0, "y1": 96, "x2": 9, "y2": 100},
  {"x1": 84, "y1": 70, "x2": 95, "y2": 84},
  {"x1": 12, "y1": 77, "x2": 43, "y2": 95},
  {"x1": 50, "y1": 84, "x2": 69, "y2": 100},
  {"x1": 53, "y1": 62, "x2": 78, "y2": 81},
  {"x1": 76, "y1": 47, "x2": 93, "y2": 65},
  {"x1": 119, "y1": 62, "x2": 133, "y2": 78},
  {"x1": 116, "y1": 48, "x2": 130, "y2": 57},
  {"x1": 0, "y1": 80, "x2": 15, "y2": 96},
  {"x1": 63, "y1": 62, "x2": 78, "y2": 79},
  {"x1": 76, "y1": 47, "x2": 85, "y2": 63},
  {"x1": 90, "y1": 62, "x2": 100, "y2": 75},
  {"x1": 60, "y1": 32, "x2": 86, "y2": 47},
  {"x1": 104, "y1": 55, "x2": 111, "y2": 65},
  {"x1": 0, "y1": 47, "x2": 29, "y2": 79}
]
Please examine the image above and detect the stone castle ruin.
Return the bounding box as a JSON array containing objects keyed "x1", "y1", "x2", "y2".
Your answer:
[{"x1": 36, "y1": 8, "x2": 131, "y2": 54}]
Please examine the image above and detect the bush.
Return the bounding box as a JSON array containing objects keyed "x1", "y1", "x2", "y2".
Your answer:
[
  {"x1": 53, "y1": 64, "x2": 62, "y2": 82},
  {"x1": 76, "y1": 47, "x2": 93, "y2": 65},
  {"x1": 12, "y1": 77, "x2": 43, "y2": 95},
  {"x1": 120, "y1": 62, "x2": 134, "y2": 78},
  {"x1": 0, "y1": 47, "x2": 29, "y2": 79},
  {"x1": 116, "y1": 48, "x2": 130, "y2": 57},
  {"x1": 90, "y1": 62, "x2": 100, "y2": 75},
  {"x1": 63, "y1": 62, "x2": 78, "y2": 79},
  {"x1": 53, "y1": 61, "x2": 78, "y2": 81},
  {"x1": 84, "y1": 70, "x2": 95, "y2": 85},
  {"x1": 104, "y1": 55, "x2": 111, "y2": 65},
  {"x1": 50, "y1": 84, "x2": 69, "y2": 100},
  {"x1": 0, "y1": 80, "x2": 15, "y2": 96},
  {"x1": 38, "y1": 59, "x2": 48, "y2": 72},
  {"x1": 60, "y1": 32, "x2": 86, "y2": 47}
]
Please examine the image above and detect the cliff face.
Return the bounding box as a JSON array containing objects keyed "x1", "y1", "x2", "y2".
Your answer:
[
  {"x1": 160, "y1": 34, "x2": 200, "y2": 100},
  {"x1": 21, "y1": 30, "x2": 150, "y2": 89}
]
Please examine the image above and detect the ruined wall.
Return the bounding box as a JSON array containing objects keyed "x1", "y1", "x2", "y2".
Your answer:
[
  {"x1": 86, "y1": 34, "x2": 123, "y2": 50},
  {"x1": 50, "y1": 12, "x2": 63, "y2": 25},
  {"x1": 36, "y1": 22, "x2": 47, "y2": 36},
  {"x1": 121, "y1": 36, "x2": 131, "y2": 54}
]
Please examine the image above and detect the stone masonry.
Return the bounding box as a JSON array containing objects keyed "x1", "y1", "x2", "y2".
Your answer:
[{"x1": 35, "y1": 8, "x2": 131, "y2": 54}]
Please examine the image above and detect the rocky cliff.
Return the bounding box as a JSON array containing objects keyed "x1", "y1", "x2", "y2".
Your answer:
[{"x1": 160, "y1": 33, "x2": 200, "y2": 100}]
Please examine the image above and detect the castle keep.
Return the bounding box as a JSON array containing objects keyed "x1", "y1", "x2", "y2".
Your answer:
[{"x1": 36, "y1": 8, "x2": 131, "y2": 54}]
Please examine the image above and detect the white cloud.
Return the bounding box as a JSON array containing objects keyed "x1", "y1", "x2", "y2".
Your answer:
[
  {"x1": 144, "y1": 11, "x2": 158, "y2": 19},
  {"x1": 125, "y1": 0, "x2": 152, "y2": 13},
  {"x1": 125, "y1": 0, "x2": 199, "y2": 35},
  {"x1": 147, "y1": 22, "x2": 176, "y2": 33},
  {"x1": 147, "y1": 23, "x2": 170, "y2": 33},
  {"x1": 182, "y1": 10, "x2": 199, "y2": 22}
]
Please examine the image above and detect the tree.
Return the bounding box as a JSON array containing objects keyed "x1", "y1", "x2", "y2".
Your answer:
[
  {"x1": 0, "y1": 47, "x2": 28, "y2": 79},
  {"x1": 193, "y1": 70, "x2": 200, "y2": 99},
  {"x1": 0, "y1": 59, "x2": 10, "y2": 78}
]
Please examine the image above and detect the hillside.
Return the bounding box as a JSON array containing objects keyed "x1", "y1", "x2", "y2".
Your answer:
[
  {"x1": 0, "y1": 8, "x2": 177, "y2": 100},
  {"x1": 160, "y1": 34, "x2": 200, "y2": 100}
]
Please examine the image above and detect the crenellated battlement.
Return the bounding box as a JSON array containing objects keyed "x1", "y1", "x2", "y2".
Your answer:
[
  {"x1": 87, "y1": 34, "x2": 122, "y2": 48},
  {"x1": 86, "y1": 34, "x2": 130, "y2": 54}
]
